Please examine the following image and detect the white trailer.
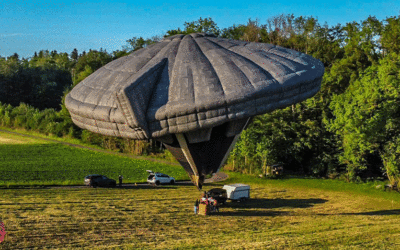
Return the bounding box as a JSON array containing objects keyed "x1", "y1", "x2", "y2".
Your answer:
[{"x1": 222, "y1": 184, "x2": 250, "y2": 202}]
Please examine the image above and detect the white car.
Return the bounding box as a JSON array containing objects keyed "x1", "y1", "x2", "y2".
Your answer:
[{"x1": 146, "y1": 170, "x2": 175, "y2": 185}]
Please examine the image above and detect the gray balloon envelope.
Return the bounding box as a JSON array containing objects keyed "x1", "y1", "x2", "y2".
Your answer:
[{"x1": 65, "y1": 33, "x2": 325, "y2": 189}]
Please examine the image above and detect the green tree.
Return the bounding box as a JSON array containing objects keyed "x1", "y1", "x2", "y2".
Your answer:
[
  {"x1": 380, "y1": 15, "x2": 400, "y2": 55},
  {"x1": 327, "y1": 52, "x2": 400, "y2": 181},
  {"x1": 165, "y1": 17, "x2": 220, "y2": 37},
  {"x1": 184, "y1": 17, "x2": 220, "y2": 36},
  {"x1": 220, "y1": 24, "x2": 246, "y2": 40},
  {"x1": 240, "y1": 19, "x2": 262, "y2": 42},
  {"x1": 71, "y1": 48, "x2": 79, "y2": 61},
  {"x1": 72, "y1": 50, "x2": 113, "y2": 85},
  {"x1": 123, "y1": 36, "x2": 160, "y2": 52}
]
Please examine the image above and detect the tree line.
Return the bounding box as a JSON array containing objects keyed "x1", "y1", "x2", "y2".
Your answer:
[{"x1": 1, "y1": 14, "x2": 400, "y2": 187}]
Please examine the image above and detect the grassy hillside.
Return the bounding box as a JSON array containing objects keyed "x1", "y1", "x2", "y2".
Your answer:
[{"x1": 0, "y1": 130, "x2": 187, "y2": 186}]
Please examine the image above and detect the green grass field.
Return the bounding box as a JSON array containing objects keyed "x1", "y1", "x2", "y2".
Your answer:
[
  {"x1": 2, "y1": 129, "x2": 400, "y2": 249},
  {"x1": 1, "y1": 175, "x2": 400, "y2": 249},
  {"x1": 0, "y1": 131, "x2": 187, "y2": 186}
]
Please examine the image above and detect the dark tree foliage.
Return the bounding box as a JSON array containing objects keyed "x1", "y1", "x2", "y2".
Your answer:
[
  {"x1": 0, "y1": 52, "x2": 72, "y2": 110},
  {"x1": 70, "y1": 48, "x2": 79, "y2": 61}
]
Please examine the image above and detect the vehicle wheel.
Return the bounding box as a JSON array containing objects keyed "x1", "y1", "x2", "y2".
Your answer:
[
  {"x1": 170, "y1": 180, "x2": 175, "y2": 185},
  {"x1": 92, "y1": 183, "x2": 97, "y2": 188},
  {"x1": 239, "y1": 197, "x2": 246, "y2": 202},
  {"x1": 155, "y1": 180, "x2": 160, "y2": 186},
  {"x1": 111, "y1": 182, "x2": 116, "y2": 188}
]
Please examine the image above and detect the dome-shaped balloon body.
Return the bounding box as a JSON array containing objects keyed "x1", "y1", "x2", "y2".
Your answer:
[{"x1": 65, "y1": 33, "x2": 325, "y2": 189}]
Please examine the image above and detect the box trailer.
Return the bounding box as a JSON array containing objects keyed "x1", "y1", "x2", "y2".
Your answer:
[{"x1": 222, "y1": 184, "x2": 250, "y2": 202}]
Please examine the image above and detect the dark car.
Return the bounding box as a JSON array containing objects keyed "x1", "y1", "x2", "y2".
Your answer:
[
  {"x1": 207, "y1": 188, "x2": 228, "y2": 204},
  {"x1": 84, "y1": 174, "x2": 116, "y2": 188},
  {"x1": 271, "y1": 164, "x2": 284, "y2": 175}
]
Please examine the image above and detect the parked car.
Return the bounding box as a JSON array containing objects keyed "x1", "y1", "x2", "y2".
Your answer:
[
  {"x1": 206, "y1": 188, "x2": 228, "y2": 204},
  {"x1": 271, "y1": 164, "x2": 284, "y2": 175},
  {"x1": 84, "y1": 174, "x2": 116, "y2": 188},
  {"x1": 147, "y1": 170, "x2": 175, "y2": 185}
]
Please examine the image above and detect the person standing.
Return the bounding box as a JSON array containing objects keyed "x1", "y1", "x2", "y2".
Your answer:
[
  {"x1": 119, "y1": 175, "x2": 123, "y2": 187},
  {"x1": 194, "y1": 199, "x2": 199, "y2": 214},
  {"x1": 214, "y1": 199, "x2": 219, "y2": 212},
  {"x1": 89, "y1": 176, "x2": 94, "y2": 187}
]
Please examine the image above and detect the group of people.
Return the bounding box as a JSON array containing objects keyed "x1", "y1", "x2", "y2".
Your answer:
[{"x1": 194, "y1": 191, "x2": 219, "y2": 214}]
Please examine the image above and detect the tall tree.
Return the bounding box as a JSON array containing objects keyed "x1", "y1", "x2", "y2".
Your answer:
[
  {"x1": 71, "y1": 48, "x2": 79, "y2": 61},
  {"x1": 380, "y1": 15, "x2": 400, "y2": 55}
]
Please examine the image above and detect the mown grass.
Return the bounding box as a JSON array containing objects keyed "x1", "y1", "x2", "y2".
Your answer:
[
  {"x1": 1, "y1": 175, "x2": 400, "y2": 249},
  {"x1": 2, "y1": 129, "x2": 400, "y2": 249},
  {"x1": 0, "y1": 131, "x2": 187, "y2": 187}
]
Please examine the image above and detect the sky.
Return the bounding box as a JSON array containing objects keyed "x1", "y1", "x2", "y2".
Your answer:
[{"x1": 1, "y1": 0, "x2": 399, "y2": 59}]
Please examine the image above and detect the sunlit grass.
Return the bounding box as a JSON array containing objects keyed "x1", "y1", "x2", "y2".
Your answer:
[
  {"x1": 0, "y1": 129, "x2": 54, "y2": 144},
  {"x1": 2, "y1": 129, "x2": 400, "y2": 248},
  {"x1": 1, "y1": 175, "x2": 400, "y2": 249},
  {"x1": 0, "y1": 131, "x2": 187, "y2": 187}
]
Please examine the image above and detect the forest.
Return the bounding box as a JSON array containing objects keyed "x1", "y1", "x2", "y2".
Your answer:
[{"x1": 1, "y1": 14, "x2": 400, "y2": 186}]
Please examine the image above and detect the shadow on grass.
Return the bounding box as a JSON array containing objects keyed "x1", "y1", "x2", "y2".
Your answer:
[
  {"x1": 215, "y1": 210, "x2": 287, "y2": 217},
  {"x1": 340, "y1": 209, "x2": 400, "y2": 216},
  {"x1": 115, "y1": 184, "x2": 178, "y2": 190},
  {"x1": 226, "y1": 198, "x2": 328, "y2": 209},
  {"x1": 212, "y1": 198, "x2": 328, "y2": 217},
  {"x1": 117, "y1": 180, "x2": 195, "y2": 189}
]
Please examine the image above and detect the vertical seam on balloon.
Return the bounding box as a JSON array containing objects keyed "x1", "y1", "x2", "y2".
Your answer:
[
  {"x1": 113, "y1": 42, "x2": 169, "y2": 92},
  {"x1": 226, "y1": 45, "x2": 280, "y2": 84},
  {"x1": 194, "y1": 36, "x2": 226, "y2": 94},
  {"x1": 262, "y1": 51, "x2": 305, "y2": 74},
  {"x1": 268, "y1": 47, "x2": 306, "y2": 66},
  {"x1": 195, "y1": 37, "x2": 240, "y2": 126},
  {"x1": 143, "y1": 58, "x2": 168, "y2": 127},
  {"x1": 147, "y1": 38, "x2": 182, "y2": 128},
  {"x1": 172, "y1": 35, "x2": 196, "y2": 106},
  {"x1": 207, "y1": 38, "x2": 261, "y2": 93},
  {"x1": 191, "y1": 36, "x2": 227, "y2": 128},
  {"x1": 92, "y1": 69, "x2": 120, "y2": 113},
  {"x1": 132, "y1": 42, "x2": 169, "y2": 73},
  {"x1": 154, "y1": 38, "x2": 182, "y2": 135},
  {"x1": 205, "y1": 37, "x2": 255, "y2": 90}
]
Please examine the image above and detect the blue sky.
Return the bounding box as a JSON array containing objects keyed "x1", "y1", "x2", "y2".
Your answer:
[{"x1": 1, "y1": 0, "x2": 399, "y2": 59}]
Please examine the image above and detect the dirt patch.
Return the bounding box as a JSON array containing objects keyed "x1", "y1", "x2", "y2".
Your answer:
[{"x1": 0, "y1": 136, "x2": 25, "y2": 144}]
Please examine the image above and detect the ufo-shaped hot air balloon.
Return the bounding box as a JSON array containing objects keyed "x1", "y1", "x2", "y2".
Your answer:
[{"x1": 65, "y1": 33, "x2": 324, "y2": 189}]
